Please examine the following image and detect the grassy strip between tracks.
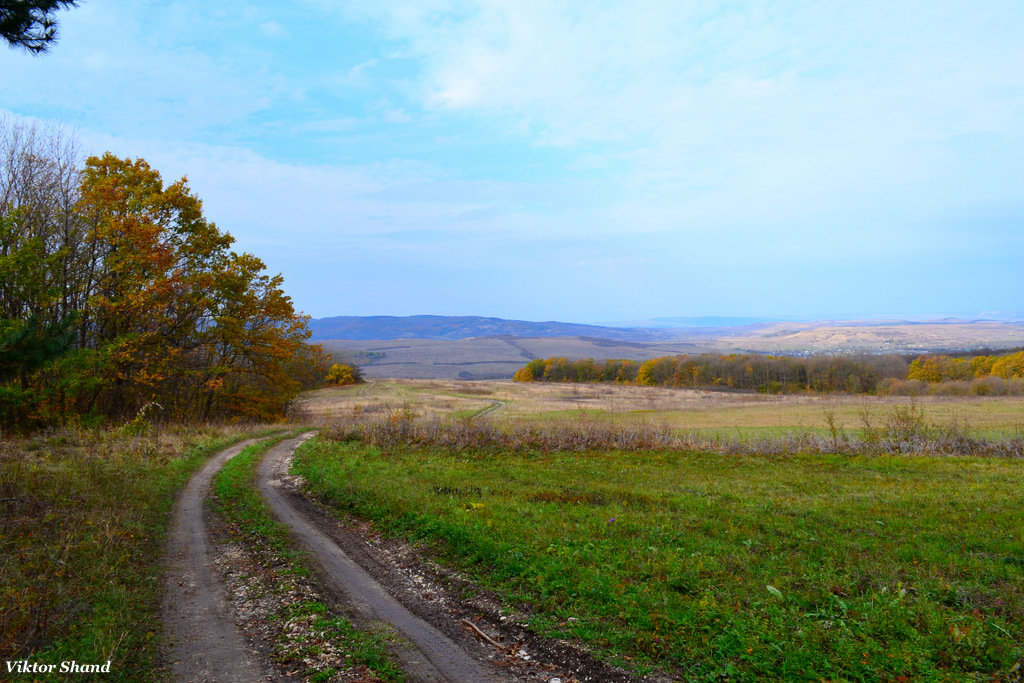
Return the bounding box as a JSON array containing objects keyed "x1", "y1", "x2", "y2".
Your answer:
[
  {"x1": 0, "y1": 423, "x2": 283, "y2": 680},
  {"x1": 211, "y1": 435, "x2": 404, "y2": 682},
  {"x1": 294, "y1": 433, "x2": 1024, "y2": 682}
]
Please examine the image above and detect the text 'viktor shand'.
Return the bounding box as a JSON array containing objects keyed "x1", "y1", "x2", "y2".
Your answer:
[{"x1": 6, "y1": 660, "x2": 112, "y2": 674}]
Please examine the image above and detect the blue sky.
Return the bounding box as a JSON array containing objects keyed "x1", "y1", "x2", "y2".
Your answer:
[{"x1": 2, "y1": 1, "x2": 1022, "y2": 323}]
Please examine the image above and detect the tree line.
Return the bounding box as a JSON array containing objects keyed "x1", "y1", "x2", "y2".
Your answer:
[
  {"x1": 514, "y1": 348, "x2": 1024, "y2": 394},
  {"x1": 513, "y1": 354, "x2": 903, "y2": 393},
  {"x1": 907, "y1": 351, "x2": 1024, "y2": 382},
  {"x1": 1, "y1": 119, "x2": 330, "y2": 427}
]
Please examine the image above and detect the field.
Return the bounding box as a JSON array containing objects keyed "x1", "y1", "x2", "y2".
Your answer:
[
  {"x1": 292, "y1": 378, "x2": 1024, "y2": 438},
  {"x1": 291, "y1": 379, "x2": 1024, "y2": 680},
  {"x1": 717, "y1": 321, "x2": 1024, "y2": 355}
]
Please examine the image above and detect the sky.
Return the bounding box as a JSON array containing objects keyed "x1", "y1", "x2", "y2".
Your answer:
[{"x1": 2, "y1": 1, "x2": 1022, "y2": 324}]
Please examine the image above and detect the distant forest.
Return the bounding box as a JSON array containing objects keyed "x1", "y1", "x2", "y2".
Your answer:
[{"x1": 514, "y1": 350, "x2": 1024, "y2": 396}]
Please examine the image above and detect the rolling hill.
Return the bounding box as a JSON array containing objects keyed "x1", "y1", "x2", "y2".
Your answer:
[
  {"x1": 308, "y1": 315, "x2": 677, "y2": 342},
  {"x1": 313, "y1": 315, "x2": 1024, "y2": 379}
]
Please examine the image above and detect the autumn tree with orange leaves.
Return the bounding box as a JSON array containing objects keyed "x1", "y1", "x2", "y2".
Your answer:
[{"x1": 1, "y1": 120, "x2": 327, "y2": 425}]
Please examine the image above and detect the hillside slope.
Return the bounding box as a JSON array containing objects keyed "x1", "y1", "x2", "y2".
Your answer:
[{"x1": 308, "y1": 315, "x2": 675, "y2": 342}]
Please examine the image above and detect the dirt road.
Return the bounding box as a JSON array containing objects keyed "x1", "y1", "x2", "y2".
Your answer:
[
  {"x1": 162, "y1": 438, "x2": 278, "y2": 682},
  {"x1": 162, "y1": 434, "x2": 633, "y2": 682},
  {"x1": 255, "y1": 433, "x2": 510, "y2": 682}
]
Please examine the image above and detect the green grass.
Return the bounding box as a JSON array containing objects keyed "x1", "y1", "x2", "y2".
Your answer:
[
  {"x1": 294, "y1": 436, "x2": 1024, "y2": 681},
  {"x1": 212, "y1": 437, "x2": 303, "y2": 557},
  {"x1": 0, "y1": 424, "x2": 278, "y2": 681},
  {"x1": 212, "y1": 436, "x2": 405, "y2": 682}
]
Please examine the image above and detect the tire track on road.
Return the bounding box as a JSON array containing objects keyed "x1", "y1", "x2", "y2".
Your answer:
[
  {"x1": 162, "y1": 438, "x2": 278, "y2": 683},
  {"x1": 255, "y1": 433, "x2": 510, "y2": 683}
]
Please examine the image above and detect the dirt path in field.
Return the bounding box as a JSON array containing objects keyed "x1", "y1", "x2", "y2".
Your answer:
[
  {"x1": 474, "y1": 399, "x2": 506, "y2": 419},
  {"x1": 256, "y1": 433, "x2": 512, "y2": 682},
  {"x1": 162, "y1": 438, "x2": 279, "y2": 683}
]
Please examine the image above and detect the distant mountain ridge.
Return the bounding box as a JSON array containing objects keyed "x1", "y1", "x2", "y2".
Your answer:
[
  {"x1": 308, "y1": 315, "x2": 674, "y2": 342},
  {"x1": 309, "y1": 314, "x2": 1024, "y2": 345},
  {"x1": 312, "y1": 315, "x2": 1024, "y2": 379}
]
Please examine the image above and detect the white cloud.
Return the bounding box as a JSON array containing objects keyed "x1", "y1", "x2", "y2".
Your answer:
[
  {"x1": 333, "y1": 1, "x2": 1024, "y2": 208},
  {"x1": 259, "y1": 21, "x2": 289, "y2": 38}
]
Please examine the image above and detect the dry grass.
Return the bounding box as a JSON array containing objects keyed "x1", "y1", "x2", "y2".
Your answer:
[
  {"x1": 292, "y1": 379, "x2": 1024, "y2": 436},
  {"x1": 321, "y1": 408, "x2": 1024, "y2": 458}
]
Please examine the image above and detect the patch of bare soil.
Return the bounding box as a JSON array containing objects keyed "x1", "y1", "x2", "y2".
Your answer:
[{"x1": 274, "y1": 473, "x2": 655, "y2": 683}]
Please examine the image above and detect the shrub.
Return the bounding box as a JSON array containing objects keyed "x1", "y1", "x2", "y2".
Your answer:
[
  {"x1": 877, "y1": 378, "x2": 927, "y2": 396},
  {"x1": 970, "y1": 376, "x2": 1005, "y2": 396},
  {"x1": 325, "y1": 363, "x2": 361, "y2": 386},
  {"x1": 929, "y1": 380, "x2": 970, "y2": 396},
  {"x1": 512, "y1": 366, "x2": 533, "y2": 382}
]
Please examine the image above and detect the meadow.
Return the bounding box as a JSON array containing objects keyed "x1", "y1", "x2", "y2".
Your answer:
[
  {"x1": 293, "y1": 378, "x2": 1024, "y2": 438},
  {"x1": 292, "y1": 380, "x2": 1024, "y2": 681}
]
